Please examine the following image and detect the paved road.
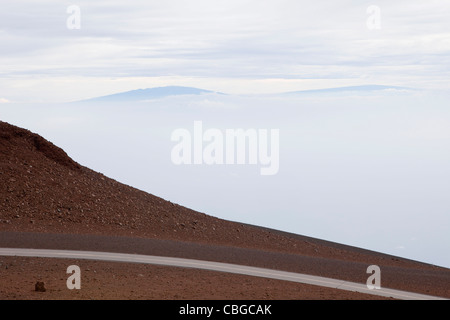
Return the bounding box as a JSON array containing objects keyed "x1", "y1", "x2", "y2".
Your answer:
[{"x1": 0, "y1": 248, "x2": 447, "y2": 300}]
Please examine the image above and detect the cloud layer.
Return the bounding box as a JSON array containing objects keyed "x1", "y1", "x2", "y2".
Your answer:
[{"x1": 1, "y1": 1, "x2": 450, "y2": 101}]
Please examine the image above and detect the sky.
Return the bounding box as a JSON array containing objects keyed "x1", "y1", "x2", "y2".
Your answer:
[
  {"x1": 0, "y1": 1, "x2": 449, "y2": 268},
  {"x1": 0, "y1": 0, "x2": 450, "y2": 102}
]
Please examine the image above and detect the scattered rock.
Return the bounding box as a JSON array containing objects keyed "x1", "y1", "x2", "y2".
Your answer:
[{"x1": 35, "y1": 281, "x2": 46, "y2": 292}]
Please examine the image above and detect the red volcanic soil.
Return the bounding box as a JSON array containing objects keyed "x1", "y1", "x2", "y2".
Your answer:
[
  {"x1": 1, "y1": 120, "x2": 305, "y2": 252},
  {"x1": 0, "y1": 120, "x2": 449, "y2": 300}
]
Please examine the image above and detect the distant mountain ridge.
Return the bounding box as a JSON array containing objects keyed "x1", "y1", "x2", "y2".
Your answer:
[
  {"x1": 75, "y1": 84, "x2": 414, "y2": 103},
  {"x1": 284, "y1": 85, "x2": 413, "y2": 95},
  {"x1": 77, "y1": 86, "x2": 223, "y2": 103}
]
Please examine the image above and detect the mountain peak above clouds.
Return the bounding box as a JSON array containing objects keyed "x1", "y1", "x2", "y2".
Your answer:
[
  {"x1": 77, "y1": 86, "x2": 223, "y2": 103},
  {"x1": 72, "y1": 84, "x2": 415, "y2": 103}
]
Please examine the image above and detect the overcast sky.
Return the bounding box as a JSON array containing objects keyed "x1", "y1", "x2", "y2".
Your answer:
[{"x1": 1, "y1": 0, "x2": 450, "y2": 102}]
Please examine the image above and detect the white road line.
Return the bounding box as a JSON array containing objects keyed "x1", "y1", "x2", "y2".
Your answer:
[{"x1": 0, "y1": 248, "x2": 447, "y2": 300}]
